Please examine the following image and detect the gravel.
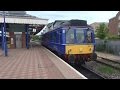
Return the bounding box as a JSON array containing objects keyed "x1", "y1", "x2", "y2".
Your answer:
[{"x1": 85, "y1": 61, "x2": 120, "y2": 79}]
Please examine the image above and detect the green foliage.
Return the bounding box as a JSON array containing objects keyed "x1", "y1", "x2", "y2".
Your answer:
[
  {"x1": 32, "y1": 35, "x2": 40, "y2": 41},
  {"x1": 96, "y1": 23, "x2": 108, "y2": 39},
  {"x1": 107, "y1": 34, "x2": 120, "y2": 40},
  {"x1": 98, "y1": 65, "x2": 115, "y2": 75}
]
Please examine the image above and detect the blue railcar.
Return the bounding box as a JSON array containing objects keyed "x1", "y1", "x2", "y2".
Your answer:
[{"x1": 41, "y1": 20, "x2": 97, "y2": 65}]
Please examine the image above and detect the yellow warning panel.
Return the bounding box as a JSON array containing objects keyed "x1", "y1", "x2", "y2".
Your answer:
[{"x1": 66, "y1": 44, "x2": 94, "y2": 54}]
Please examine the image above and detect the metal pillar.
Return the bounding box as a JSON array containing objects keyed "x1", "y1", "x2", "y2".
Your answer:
[
  {"x1": 25, "y1": 24, "x2": 29, "y2": 49},
  {"x1": 3, "y1": 11, "x2": 8, "y2": 56},
  {"x1": 1, "y1": 24, "x2": 4, "y2": 50}
]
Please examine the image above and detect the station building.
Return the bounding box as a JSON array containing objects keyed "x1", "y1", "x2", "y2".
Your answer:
[
  {"x1": 108, "y1": 11, "x2": 120, "y2": 36},
  {"x1": 0, "y1": 11, "x2": 48, "y2": 49}
]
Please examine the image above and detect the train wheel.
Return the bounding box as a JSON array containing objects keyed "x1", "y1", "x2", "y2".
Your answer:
[
  {"x1": 76, "y1": 56, "x2": 85, "y2": 65},
  {"x1": 68, "y1": 55, "x2": 75, "y2": 65},
  {"x1": 79, "y1": 59, "x2": 85, "y2": 65},
  {"x1": 90, "y1": 53, "x2": 97, "y2": 61}
]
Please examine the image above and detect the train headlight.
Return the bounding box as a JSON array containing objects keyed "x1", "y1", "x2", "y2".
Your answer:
[
  {"x1": 89, "y1": 48, "x2": 91, "y2": 51},
  {"x1": 80, "y1": 48, "x2": 83, "y2": 52},
  {"x1": 68, "y1": 49, "x2": 72, "y2": 54}
]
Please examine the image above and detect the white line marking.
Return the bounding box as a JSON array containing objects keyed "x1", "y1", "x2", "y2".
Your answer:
[{"x1": 43, "y1": 46, "x2": 87, "y2": 79}]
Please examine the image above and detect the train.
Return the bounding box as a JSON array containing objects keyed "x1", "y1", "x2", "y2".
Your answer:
[{"x1": 41, "y1": 19, "x2": 97, "y2": 65}]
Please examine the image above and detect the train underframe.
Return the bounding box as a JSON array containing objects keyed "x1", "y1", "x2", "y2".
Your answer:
[
  {"x1": 63, "y1": 53, "x2": 97, "y2": 65},
  {"x1": 42, "y1": 44, "x2": 97, "y2": 65}
]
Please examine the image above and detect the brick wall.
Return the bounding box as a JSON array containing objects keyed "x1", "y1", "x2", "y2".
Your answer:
[
  {"x1": 108, "y1": 11, "x2": 120, "y2": 36},
  {"x1": 9, "y1": 32, "x2": 26, "y2": 49},
  {"x1": 108, "y1": 17, "x2": 118, "y2": 35},
  {"x1": 9, "y1": 32, "x2": 15, "y2": 49},
  {"x1": 22, "y1": 32, "x2": 26, "y2": 48}
]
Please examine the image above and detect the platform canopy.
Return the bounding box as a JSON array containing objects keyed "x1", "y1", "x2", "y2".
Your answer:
[{"x1": 0, "y1": 11, "x2": 48, "y2": 25}]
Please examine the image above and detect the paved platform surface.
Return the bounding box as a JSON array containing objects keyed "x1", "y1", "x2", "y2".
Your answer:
[
  {"x1": 0, "y1": 46, "x2": 86, "y2": 79},
  {"x1": 96, "y1": 51, "x2": 120, "y2": 62}
]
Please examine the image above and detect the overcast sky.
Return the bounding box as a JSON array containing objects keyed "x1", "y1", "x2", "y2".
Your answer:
[{"x1": 26, "y1": 11, "x2": 119, "y2": 24}]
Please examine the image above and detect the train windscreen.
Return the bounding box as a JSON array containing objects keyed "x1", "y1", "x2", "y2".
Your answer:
[
  {"x1": 65, "y1": 28, "x2": 93, "y2": 44},
  {"x1": 76, "y1": 29, "x2": 84, "y2": 43},
  {"x1": 66, "y1": 28, "x2": 85, "y2": 44},
  {"x1": 66, "y1": 29, "x2": 74, "y2": 44}
]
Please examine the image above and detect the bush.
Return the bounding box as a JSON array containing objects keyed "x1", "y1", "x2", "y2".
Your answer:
[
  {"x1": 96, "y1": 23, "x2": 108, "y2": 39},
  {"x1": 107, "y1": 35, "x2": 120, "y2": 40},
  {"x1": 32, "y1": 35, "x2": 40, "y2": 41}
]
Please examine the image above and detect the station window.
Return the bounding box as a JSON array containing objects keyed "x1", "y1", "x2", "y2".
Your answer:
[{"x1": 118, "y1": 22, "x2": 120, "y2": 28}]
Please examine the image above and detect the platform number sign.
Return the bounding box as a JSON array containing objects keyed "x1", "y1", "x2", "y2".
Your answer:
[{"x1": 33, "y1": 29, "x2": 36, "y2": 32}]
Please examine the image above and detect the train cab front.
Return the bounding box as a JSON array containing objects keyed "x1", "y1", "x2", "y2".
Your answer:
[{"x1": 64, "y1": 27, "x2": 97, "y2": 64}]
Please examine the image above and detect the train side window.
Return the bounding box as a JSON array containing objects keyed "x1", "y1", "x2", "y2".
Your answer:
[
  {"x1": 60, "y1": 31, "x2": 62, "y2": 44},
  {"x1": 53, "y1": 32, "x2": 57, "y2": 43},
  {"x1": 56, "y1": 31, "x2": 59, "y2": 43},
  {"x1": 57, "y1": 31, "x2": 60, "y2": 44},
  {"x1": 50, "y1": 33, "x2": 52, "y2": 42}
]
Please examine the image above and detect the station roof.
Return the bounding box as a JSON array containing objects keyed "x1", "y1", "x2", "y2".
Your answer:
[{"x1": 0, "y1": 11, "x2": 48, "y2": 25}]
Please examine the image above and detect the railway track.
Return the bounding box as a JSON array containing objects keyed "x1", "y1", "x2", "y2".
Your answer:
[
  {"x1": 95, "y1": 56, "x2": 120, "y2": 71},
  {"x1": 71, "y1": 64, "x2": 106, "y2": 79}
]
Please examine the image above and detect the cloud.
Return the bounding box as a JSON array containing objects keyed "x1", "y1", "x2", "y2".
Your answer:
[{"x1": 27, "y1": 11, "x2": 119, "y2": 24}]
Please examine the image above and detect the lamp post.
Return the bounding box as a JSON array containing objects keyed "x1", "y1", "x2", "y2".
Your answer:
[{"x1": 3, "y1": 11, "x2": 8, "y2": 56}]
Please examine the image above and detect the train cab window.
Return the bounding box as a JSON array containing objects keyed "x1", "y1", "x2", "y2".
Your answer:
[
  {"x1": 86, "y1": 30, "x2": 92, "y2": 43},
  {"x1": 66, "y1": 29, "x2": 74, "y2": 44},
  {"x1": 76, "y1": 29, "x2": 84, "y2": 43}
]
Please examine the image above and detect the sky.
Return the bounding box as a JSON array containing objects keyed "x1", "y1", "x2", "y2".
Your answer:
[{"x1": 26, "y1": 11, "x2": 119, "y2": 24}]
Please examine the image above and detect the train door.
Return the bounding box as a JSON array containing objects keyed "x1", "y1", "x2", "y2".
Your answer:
[{"x1": 15, "y1": 34, "x2": 22, "y2": 48}]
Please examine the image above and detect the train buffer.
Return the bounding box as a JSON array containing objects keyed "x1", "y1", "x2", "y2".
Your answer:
[
  {"x1": 0, "y1": 46, "x2": 86, "y2": 79},
  {"x1": 96, "y1": 51, "x2": 120, "y2": 63}
]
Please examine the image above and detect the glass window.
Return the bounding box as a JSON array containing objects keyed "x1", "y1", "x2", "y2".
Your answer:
[
  {"x1": 86, "y1": 30, "x2": 92, "y2": 43},
  {"x1": 57, "y1": 31, "x2": 61, "y2": 43},
  {"x1": 118, "y1": 22, "x2": 120, "y2": 28},
  {"x1": 53, "y1": 32, "x2": 57, "y2": 43},
  {"x1": 66, "y1": 29, "x2": 74, "y2": 44},
  {"x1": 76, "y1": 29, "x2": 84, "y2": 43},
  {"x1": 60, "y1": 31, "x2": 62, "y2": 44}
]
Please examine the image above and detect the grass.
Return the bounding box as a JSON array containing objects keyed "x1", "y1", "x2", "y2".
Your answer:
[{"x1": 97, "y1": 65, "x2": 115, "y2": 75}]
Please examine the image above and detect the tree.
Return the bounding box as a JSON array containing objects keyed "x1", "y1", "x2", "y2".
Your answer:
[
  {"x1": 32, "y1": 35, "x2": 40, "y2": 41},
  {"x1": 96, "y1": 23, "x2": 108, "y2": 39}
]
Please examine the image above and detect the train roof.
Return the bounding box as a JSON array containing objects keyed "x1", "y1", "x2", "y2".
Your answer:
[
  {"x1": 62, "y1": 20, "x2": 87, "y2": 26},
  {"x1": 46, "y1": 19, "x2": 88, "y2": 31}
]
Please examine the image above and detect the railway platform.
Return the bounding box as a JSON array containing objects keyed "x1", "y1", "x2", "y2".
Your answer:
[
  {"x1": 0, "y1": 50, "x2": 2, "y2": 56},
  {"x1": 96, "y1": 51, "x2": 120, "y2": 62},
  {"x1": 0, "y1": 46, "x2": 86, "y2": 79}
]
